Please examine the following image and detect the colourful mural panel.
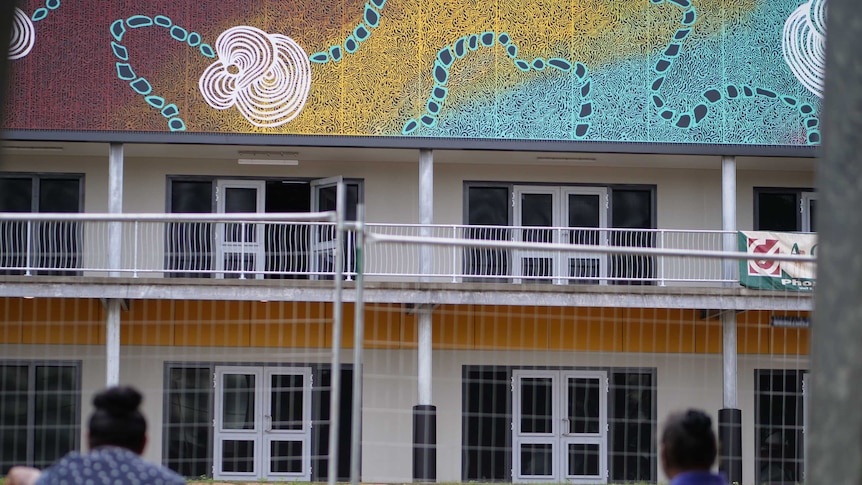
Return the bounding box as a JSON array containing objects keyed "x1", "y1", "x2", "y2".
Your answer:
[{"x1": 4, "y1": 0, "x2": 825, "y2": 146}]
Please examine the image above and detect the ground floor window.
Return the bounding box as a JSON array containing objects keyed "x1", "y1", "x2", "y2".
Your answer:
[
  {"x1": 163, "y1": 363, "x2": 353, "y2": 481},
  {"x1": 0, "y1": 361, "x2": 81, "y2": 473},
  {"x1": 462, "y1": 366, "x2": 656, "y2": 484},
  {"x1": 755, "y1": 369, "x2": 807, "y2": 484}
]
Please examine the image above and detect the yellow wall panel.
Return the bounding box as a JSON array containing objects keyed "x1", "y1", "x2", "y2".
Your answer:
[
  {"x1": 174, "y1": 300, "x2": 250, "y2": 347},
  {"x1": 622, "y1": 309, "x2": 696, "y2": 353},
  {"x1": 22, "y1": 298, "x2": 103, "y2": 345},
  {"x1": 431, "y1": 305, "x2": 472, "y2": 350},
  {"x1": 695, "y1": 322, "x2": 723, "y2": 354},
  {"x1": 549, "y1": 307, "x2": 622, "y2": 352},
  {"x1": 738, "y1": 322, "x2": 770, "y2": 354},
  {"x1": 771, "y1": 327, "x2": 810, "y2": 355},
  {"x1": 474, "y1": 305, "x2": 549, "y2": 350},
  {"x1": 249, "y1": 301, "x2": 328, "y2": 348},
  {"x1": 122, "y1": 300, "x2": 174, "y2": 346},
  {"x1": 0, "y1": 298, "x2": 23, "y2": 344}
]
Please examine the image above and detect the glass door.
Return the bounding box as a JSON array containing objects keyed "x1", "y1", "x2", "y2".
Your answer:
[
  {"x1": 213, "y1": 366, "x2": 313, "y2": 481},
  {"x1": 513, "y1": 187, "x2": 560, "y2": 283},
  {"x1": 512, "y1": 370, "x2": 608, "y2": 483},
  {"x1": 213, "y1": 367, "x2": 262, "y2": 480},
  {"x1": 215, "y1": 180, "x2": 265, "y2": 279},
  {"x1": 563, "y1": 188, "x2": 608, "y2": 284},
  {"x1": 310, "y1": 176, "x2": 343, "y2": 279},
  {"x1": 801, "y1": 192, "x2": 817, "y2": 233}
]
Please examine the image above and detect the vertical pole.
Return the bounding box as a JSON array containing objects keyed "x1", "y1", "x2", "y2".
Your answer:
[
  {"x1": 350, "y1": 204, "x2": 366, "y2": 485},
  {"x1": 415, "y1": 149, "x2": 436, "y2": 482},
  {"x1": 811, "y1": 0, "x2": 862, "y2": 483},
  {"x1": 327, "y1": 182, "x2": 346, "y2": 485},
  {"x1": 106, "y1": 143, "x2": 124, "y2": 387},
  {"x1": 719, "y1": 155, "x2": 741, "y2": 484}
]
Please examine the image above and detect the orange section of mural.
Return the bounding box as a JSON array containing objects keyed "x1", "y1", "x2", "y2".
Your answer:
[{"x1": 0, "y1": 299, "x2": 810, "y2": 355}]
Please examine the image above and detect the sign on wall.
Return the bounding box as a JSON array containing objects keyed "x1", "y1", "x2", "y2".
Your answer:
[
  {"x1": 739, "y1": 231, "x2": 816, "y2": 291},
  {"x1": 5, "y1": 0, "x2": 825, "y2": 147}
]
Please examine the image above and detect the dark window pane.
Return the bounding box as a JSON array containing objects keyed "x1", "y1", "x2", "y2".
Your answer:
[
  {"x1": 462, "y1": 367, "x2": 510, "y2": 481},
  {"x1": 808, "y1": 199, "x2": 817, "y2": 232},
  {"x1": 171, "y1": 181, "x2": 212, "y2": 213},
  {"x1": 265, "y1": 181, "x2": 311, "y2": 213},
  {"x1": 271, "y1": 374, "x2": 304, "y2": 431},
  {"x1": 221, "y1": 440, "x2": 255, "y2": 473},
  {"x1": 224, "y1": 188, "x2": 258, "y2": 214},
  {"x1": 39, "y1": 179, "x2": 79, "y2": 213},
  {"x1": 316, "y1": 183, "x2": 360, "y2": 221},
  {"x1": 166, "y1": 367, "x2": 212, "y2": 478},
  {"x1": 223, "y1": 374, "x2": 255, "y2": 430},
  {"x1": 610, "y1": 372, "x2": 656, "y2": 482},
  {"x1": 520, "y1": 193, "x2": 553, "y2": 230},
  {"x1": 33, "y1": 366, "x2": 78, "y2": 468},
  {"x1": 520, "y1": 443, "x2": 553, "y2": 476},
  {"x1": 520, "y1": 378, "x2": 552, "y2": 434},
  {"x1": 568, "y1": 194, "x2": 600, "y2": 228},
  {"x1": 468, "y1": 187, "x2": 508, "y2": 226},
  {"x1": 311, "y1": 367, "x2": 354, "y2": 482},
  {"x1": 0, "y1": 365, "x2": 29, "y2": 474},
  {"x1": 757, "y1": 192, "x2": 798, "y2": 231},
  {"x1": 0, "y1": 178, "x2": 33, "y2": 212},
  {"x1": 756, "y1": 370, "x2": 804, "y2": 484},
  {"x1": 271, "y1": 441, "x2": 303, "y2": 473},
  {"x1": 567, "y1": 443, "x2": 600, "y2": 477},
  {"x1": 612, "y1": 190, "x2": 652, "y2": 229},
  {"x1": 567, "y1": 378, "x2": 600, "y2": 434}
]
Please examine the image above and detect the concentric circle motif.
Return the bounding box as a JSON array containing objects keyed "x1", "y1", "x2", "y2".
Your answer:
[
  {"x1": 782, "y1": 0, "x2": 826, "y2": 98},
  {"x1": 198, "y1": 26, "x2": 312, "y2": 127},
  {"x1": 9, "y1": 8, "x2": 36, "y2": 60}
]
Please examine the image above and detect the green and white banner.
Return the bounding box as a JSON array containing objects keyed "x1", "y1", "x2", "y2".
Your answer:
[{"x1": 738, "y1": 231, "x2": 816, "y2": 291}]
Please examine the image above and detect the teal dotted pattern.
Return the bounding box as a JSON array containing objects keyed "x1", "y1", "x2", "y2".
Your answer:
[
  {"x1": 30, "y1": 0, "x2": 60, "y2": 23},
  {"x1": 649, "y1": 0, "x2": 820, "y2": 145},
  {"x1": 110, "y1": 15, "x2": 216, "y2": 132},
  {"x1": 309, "y1": 0, "x2": 386, "y2": 63},
  {"x1": 402, "y1": 32, "x2": 593, "y2": 139}
]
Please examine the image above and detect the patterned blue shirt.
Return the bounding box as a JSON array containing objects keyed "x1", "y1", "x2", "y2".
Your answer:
[
  {"x1": 669, "y1": 470, "x2": 728, "y2": 485},
  {"x1": 35, "y1": 447, "x2": 185, "y2": 485}
]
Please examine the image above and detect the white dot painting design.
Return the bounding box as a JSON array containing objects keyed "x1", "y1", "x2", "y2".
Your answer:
[
  {"x1": 9, "y1": 8, "x2": 36, "y2": 60},
  {"x1": 198, "y1": 26, "x2": 312, "y2": 127},
  {"x1": 783, "y1": 0, "x2": 826, "y2": 98}
]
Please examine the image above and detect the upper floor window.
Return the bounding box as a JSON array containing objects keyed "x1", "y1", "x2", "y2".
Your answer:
[
  {"x1": 755, "y1": 188, "x2": 816, "y2": 232},
  {"x1": 0, "y1": 361, "x2": 81, "y2": 474},
  {"x1": 0, "y1": 174, "x2": 84, "y2": 275},
  {"x1": 464, "y1": 183, "x2": 655, "y2": 284},
  {"x1": 166, "y1": 176, "x2": 361, "y2": 279}
]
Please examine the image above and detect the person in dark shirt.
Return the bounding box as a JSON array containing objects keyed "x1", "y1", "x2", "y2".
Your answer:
[
  {"x1": 661, "y1": 409, "x2": 728, "y2": 485},
  {"x1": 6, "y1": 386, "x2": 185, "y2": 485}
]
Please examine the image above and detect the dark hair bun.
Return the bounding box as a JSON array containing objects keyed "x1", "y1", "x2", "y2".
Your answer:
[
  {"x1": 93, "y1": 386, "x2": 143, "y2": 417},
  {"x1": 683, "y1": 409, "x2": 712, "y2": 434}
]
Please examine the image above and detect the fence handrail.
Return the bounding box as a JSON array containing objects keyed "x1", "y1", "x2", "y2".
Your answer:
[{"x1": 0, "y1": 212, "x2": 337, "y2": 223}]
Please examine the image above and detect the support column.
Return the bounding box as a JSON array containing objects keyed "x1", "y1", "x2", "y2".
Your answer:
[
  {"x1": 414, "y1": 149, "x2": 436, "y2": 482},
  {"x1": 719, "y1": 155, "x2": 741, "y2": 484},
  {"x1": 106, "y1": 143, "x2": 124, "y2": 386}
]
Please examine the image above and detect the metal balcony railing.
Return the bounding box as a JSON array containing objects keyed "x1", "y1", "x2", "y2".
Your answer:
[{"x1": 0, "y1": 213, "x2": 744, "y2": 286}]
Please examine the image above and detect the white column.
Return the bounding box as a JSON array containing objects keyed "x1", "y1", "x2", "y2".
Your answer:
[
  {"x1": 106, "y1": 143, "x2": 124, "y2": 386},
  {"x1": 721, "y1": 155, "x2": 737, "y2": 409},
  {"x1": 418, "y1": 149, "x2": 433, "y2": 406}
]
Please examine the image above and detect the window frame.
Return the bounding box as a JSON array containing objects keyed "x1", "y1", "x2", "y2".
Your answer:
[
  {"x1": 0, "y1": 172, "x2": 85, "y2": 213},
  {"x1": 753, "y1": 187, "x2": 816, "y2": 232},
  {"x1": 754, "y1": 368, "x2": 807, "y2": 485},
  {"x1": 0, "y1": 360, "x2": 82, "y2": 473}
]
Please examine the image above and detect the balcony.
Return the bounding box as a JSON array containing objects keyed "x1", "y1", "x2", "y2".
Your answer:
[{"x1": 0, "y1": 212, "x2": 744, "y2": 286}]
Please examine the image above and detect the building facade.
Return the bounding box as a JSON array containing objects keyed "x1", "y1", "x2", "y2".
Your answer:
[{"x1": 1, "y1": 0, "x2": 820, "y2": 483}]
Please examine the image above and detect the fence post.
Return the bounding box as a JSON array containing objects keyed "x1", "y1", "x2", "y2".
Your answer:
[
  {"x1": 658, "y1": 230, "x2": 666, "y2": 286},
  {"x1": 452, "y1": 225, "x2": 458, "y2": 283},
  {"x1": 25, "y1": 220, "x2": 32, "y2": 276},
  {"x1": 133, "y1": 221, "x2": 139, "y2": 278}
]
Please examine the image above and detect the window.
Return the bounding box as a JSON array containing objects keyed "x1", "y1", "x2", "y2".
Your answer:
[
  {"x1": 754, "y1": 188, "x2": 816, "y2": 232},
  {"x1": 755, "y1": 369, "x2": 806, "y2": 484},
  {"x1": 166, "y1": 177, "x2": 361, "y2": 279},
  {"x1": 0, "y1": 362, "x2": 81, "y2": 474},
  {"x1": 462, "y1": 366, "x2": 656, "y2": 483},
  {"x1": 0, "y1": 174, "x2": 84, "y2": 275},
  {"x1": 463, "y1": 183, "x2": 655, "y2": 284},
  {"x1": 164, "y1": 363, "x2": 353, "y2": 481}
]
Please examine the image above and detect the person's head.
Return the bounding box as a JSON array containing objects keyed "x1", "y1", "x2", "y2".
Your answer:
[
  {"x1": 87, "y1": 386, "x2": 147, "y2": 454},
  {"x1": 660, "y1": 409, "x2": 718, "y2": 479}
]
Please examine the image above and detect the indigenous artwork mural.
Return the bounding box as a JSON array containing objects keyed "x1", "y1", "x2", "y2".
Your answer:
[{"x1": 5, "y1": 0, "x2": 825, "y2": 146}]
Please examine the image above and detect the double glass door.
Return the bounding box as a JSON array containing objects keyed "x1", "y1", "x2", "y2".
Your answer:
[
  {"x1": 213, "y1": 366, "x2": 312, "y2": 481},
  {"x1": 512, "y1": 370, "x2": 608, "y2": 483},
  {"x1": 513, "y1": 186, "x2": 608, "y2": 284}
]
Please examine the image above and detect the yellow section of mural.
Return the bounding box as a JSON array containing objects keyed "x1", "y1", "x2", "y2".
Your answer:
[
  {"x1": 126, "y1": 0, "x2": 756, "y2": 135},
  {"x1": 0, "y1": 299, "x2": 809, "y2": 355}
]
